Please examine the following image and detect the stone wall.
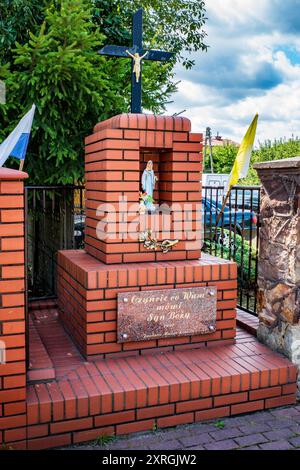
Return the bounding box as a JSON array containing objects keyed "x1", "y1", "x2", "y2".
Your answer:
[{"x1": 254, "y1": 157, "x2": 300, "y2": 393}]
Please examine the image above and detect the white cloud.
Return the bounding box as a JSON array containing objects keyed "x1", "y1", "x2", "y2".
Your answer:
[
  {"x1": 207, "y1": 0, "x2": 269, "y2": 30},
  {"x1": 167, "y1": 0, "x2": 300, "y2": 143}
]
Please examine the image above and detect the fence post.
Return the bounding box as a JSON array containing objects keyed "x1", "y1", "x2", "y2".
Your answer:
[
  {"x1": 0, "y1": 168, "x2": 28, "y2": 447},
  {"x1": 254, "y1": 157, "x2": 300, "y2": 394}
]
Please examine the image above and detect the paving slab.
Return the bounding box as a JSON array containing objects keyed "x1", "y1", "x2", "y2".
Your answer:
[{"x1": 65, "y1": 404, "x2": 300, "y2": 451}]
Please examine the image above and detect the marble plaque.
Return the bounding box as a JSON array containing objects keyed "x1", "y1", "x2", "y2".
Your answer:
[{"x1": 117, "y1": 286, "x2": 217, "y2": 343}]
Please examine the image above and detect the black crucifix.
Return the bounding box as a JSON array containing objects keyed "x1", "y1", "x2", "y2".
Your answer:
[{"x1": 99, "y1": 8, "x2": 174, "y2": 113}]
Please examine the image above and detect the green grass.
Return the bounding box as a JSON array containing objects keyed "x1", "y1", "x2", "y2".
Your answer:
[
  {"x1": 94, "y1": 434, "x2": 116, "y2": 447},
  {"x1": 214, "y1": 420, "x2": 225, "y2": 429},
  {"x1": 204, "y1": 229, "x2": 257, "y2": 290},
  {"x1": 1, "y1": 443, "x2": 13, "y2": 450},
  {"x1": 152, "y1": 422, "x2": 158, "y2": 433}
]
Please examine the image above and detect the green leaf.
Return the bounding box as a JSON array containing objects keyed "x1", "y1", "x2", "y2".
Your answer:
[{"x1": 0, "y1": 0, "x2": 208, "y2": 184}]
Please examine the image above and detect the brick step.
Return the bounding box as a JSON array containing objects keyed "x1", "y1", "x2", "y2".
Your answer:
[
  {"x1": 237, "y1": 309, "x2": 259, "y2": 336},
  {"x1": 28, "y1": 306, "x2": 83, "y2": 382},
  {"x1": 17, "y1": 329, "x2": 297, "y2": 449},
  {"x1": 7, "y1": 303, "x2": 297, "y2": 449},
  {"x1": 29, "y1": 299, "x2": 58, "y2": 312},
  {"x1": 27, "y1": 315, "x2": 55, "y2": 383}
]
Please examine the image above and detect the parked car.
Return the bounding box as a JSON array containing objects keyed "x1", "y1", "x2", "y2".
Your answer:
[
  {"x1": 227, "y1": 189, "x2": 260, "y2": 211},
  {"x1": 74, "y1": 214, "x2": 85, "y2": 249},
  {"x1": 202, "y1": 197, "x2": 257, "y2": 243},
  {"x1": 203, "y1": 186, "x2": 260, "y2": 212}
]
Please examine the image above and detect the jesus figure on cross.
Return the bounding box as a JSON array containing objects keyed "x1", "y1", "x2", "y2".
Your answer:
[
  {"x1": 99, "y1": 8, "x2": 173, "y2": 113},
  {"x1": 126, "y1": 50, "x2": 148, "y2": 83}
]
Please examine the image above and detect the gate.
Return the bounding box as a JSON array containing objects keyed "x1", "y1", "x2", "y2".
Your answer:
[
  {"x1": 25, "y1": 185, "x2": 85, "y2": 299},
  {"x1": 202, "y1": 185, "x2": 260, "y2": 314}
]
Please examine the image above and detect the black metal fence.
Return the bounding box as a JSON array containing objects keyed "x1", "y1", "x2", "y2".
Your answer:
[
  {"x1": 25, "y1": 185, "x2": 85, "y2": 299},
  {"x1": 202, "y1": 185, "x2": 260, "y2": 314},
  {"x1": 25, "y1": 184, "x2": 260, "y2": 315}
]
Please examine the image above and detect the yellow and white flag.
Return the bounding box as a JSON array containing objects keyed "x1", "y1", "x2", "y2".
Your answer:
[{"x1": 225, "y1": 114, "x2": 259, "y2": 194}]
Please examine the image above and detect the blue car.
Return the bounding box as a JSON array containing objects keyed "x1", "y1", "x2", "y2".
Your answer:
[{"x1": 202, "y1": 197, "x2": 257, "y2": 238}]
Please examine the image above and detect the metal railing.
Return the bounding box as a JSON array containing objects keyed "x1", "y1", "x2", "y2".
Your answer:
[
  {"x1": 202, "y1": 185, "x2": 260, "y2": 314},
  {"x1": 25, "y1": 184, "x2": 260, "y2": 315},
  {"x1": 25, "y1": 185, "x2": 85, "y2": 299}
]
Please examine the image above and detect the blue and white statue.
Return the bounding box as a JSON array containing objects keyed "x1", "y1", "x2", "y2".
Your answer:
[{"x1": 141, "y1": 160, "x2": 157, "y2": 213}]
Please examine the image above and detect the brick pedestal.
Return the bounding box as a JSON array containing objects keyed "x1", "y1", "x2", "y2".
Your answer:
[
  {"x1": 57, "y1": 251, "x2": 237, "y2": 358},
  {"x1": 0, "y1": 168, "x2": 28, "y2": 446},
  {"x1": 254, "y1": 157, "x2": 300, "y2": 394}
]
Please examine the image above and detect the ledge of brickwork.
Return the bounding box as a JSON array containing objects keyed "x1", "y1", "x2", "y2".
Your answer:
[
  {"x1": 57, "y1": 250, "x2": 236, "y2": 290},
  {"x1": 2, "y1": 301, "x2": 295, "y2": 449},
  {"x1": 0, "y1": 168, "x2": 28, "y2": 180},
  {"x1": 237, "y1": 309, "x2": 259, "y2": 336},
  {"x1": 93, "y1": 113, "x2": 192, "y2": 134}
]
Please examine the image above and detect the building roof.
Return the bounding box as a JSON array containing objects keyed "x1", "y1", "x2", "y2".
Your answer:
[{"x1": 211, "y1": 134, "x2": 239, "y2": 147}]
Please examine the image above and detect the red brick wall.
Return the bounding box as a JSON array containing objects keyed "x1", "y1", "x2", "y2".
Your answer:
[
  {"x1": 57, "y1": 250, "x2": 237, "y2": 359},
  {"x1": 84, "y1": 114, "x2": 202, "y2": 264},
  {"x1": 0, "y1": 169, "x2": 28, "y2": 446}
]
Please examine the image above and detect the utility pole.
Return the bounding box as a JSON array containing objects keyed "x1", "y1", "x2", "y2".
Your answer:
[{"x1": 204, "y1": 127, "x2": 214, "y2": 173}]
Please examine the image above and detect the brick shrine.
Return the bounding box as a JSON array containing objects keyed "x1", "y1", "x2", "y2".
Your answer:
[
  {"x1": 84, "y1": 114, "x2": 202, "y2": 264},
  {"x1": 0, "y1": 115, "x2": 297, "y2": 450},
  {"x1": 57, "y1": 114, "x2": 236, "y2": 358}
]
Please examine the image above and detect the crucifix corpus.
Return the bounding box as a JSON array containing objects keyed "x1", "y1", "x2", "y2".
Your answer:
[{"x1": 99, "y1": 8, "x2": 174, "y2": 113}]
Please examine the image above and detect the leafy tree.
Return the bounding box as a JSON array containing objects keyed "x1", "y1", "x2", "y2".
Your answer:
[
  {"x1": 208, "y1": 144, "x2": 238, "y2": 175},
  {"x1": 209, "y1": 136, "x2": 300, "y2": 186},
  {"x1": 0, "y1": 0, "x2": 47, "y2": 63},
  {"x1": 2, "y1": 0, "x2": 127, "y2": 183},
  {"x1": 246, "y1": 137, "x2": 300, "y2": 184},
  {"x1": 0, "y1": 0, "x2": 208, "y2": 184},
  {"x1": 93, "y1": 0, "x2": 208, "y2": 67}
]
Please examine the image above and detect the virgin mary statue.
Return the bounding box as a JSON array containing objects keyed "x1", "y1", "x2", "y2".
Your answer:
[{"x1": 141, "y1": 160, "x2": 157, "y2": 212}]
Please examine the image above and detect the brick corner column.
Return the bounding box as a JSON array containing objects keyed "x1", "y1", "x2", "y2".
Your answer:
[
  {"x1": 254, "y1": 157, "x2": 300, "y2": 394},
  {"x1": 0, "y1": 168, "x2": 28, "y2": 446}
]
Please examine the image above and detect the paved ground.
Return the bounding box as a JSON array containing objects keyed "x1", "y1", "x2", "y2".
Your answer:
[{"x1": 66, "y1": 404, "x2": 300, "y2": 451}]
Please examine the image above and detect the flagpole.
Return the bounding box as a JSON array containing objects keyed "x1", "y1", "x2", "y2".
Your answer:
[
  {"x1": 213, "y1": 187, "x2": 232, "y2": 240},
  {"x1": 19, "y1": 160, "x2": 24, "y2": 171},
  {"x1": 212, "y1": 113, "x2": 259, "y2": 242}
]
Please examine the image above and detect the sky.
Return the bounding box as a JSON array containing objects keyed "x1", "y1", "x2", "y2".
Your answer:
[{"x1": 167, "y1": 0, "x2": 300, "y2": 144}]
